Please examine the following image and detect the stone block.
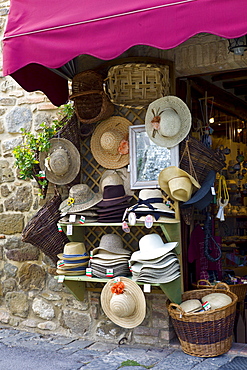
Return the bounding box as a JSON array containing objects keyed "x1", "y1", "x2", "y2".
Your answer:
[
  {"x1": 32, "y1": 297, "x2": 55, "y2": 320},
  {"x1": 4, "y1": 185, "x2": 33, "y2": 212},
  {"x1": 18, "y1": 262, "x2": 46, "y2": 291},
  {"x1": 0, "y1": 214, "x2": 24, "y2": 234},
  {"x1": 3, "y1": 262, "x2": 18, "y2": 278},
  {"x1": 6, "y1": 245, "x2": 40, "y2": 262},
  {"x1": 2, "y1": 277, "x2": 17, "y2": 295},
  {"x1": 133, "y1": 326, "x2": 159, "y2": 337},
  {"x1": 96, "y1": 319, "x2": 127, "y2": 340},
  {"x1": 5, "y1": 106, "x2": 32, "y2": 133},
  {"x1": 2, "y1": 137, "x2": 22, "y2": 153},
  {"x1": 5, "y1": 291, "x2": 29, "y2": 318},
  {"x1": 37, "y1": 321, "x2": 57, "y2": 330},
  {"x1": 160, "y1": 328, "x2": 176, "y2": 342},
  {"x1": 0, "y1": 309, "x2": 10, "y2": 323},
  {"x1": 61, "y1": 309, "x2": 91, "y2": 335}
]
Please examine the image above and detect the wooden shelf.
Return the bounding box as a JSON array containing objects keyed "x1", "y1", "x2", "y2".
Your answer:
[
  {"x1": 57, "y1": 220, "x2": 182, "y2": 304},
  {"x1": 55, "y1": 275, "x2": 182, "y2": 304}
]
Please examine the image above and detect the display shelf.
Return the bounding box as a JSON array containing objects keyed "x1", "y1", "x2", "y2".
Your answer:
[
  {"x1": 57, "y1": 220, "x2": 182, "y2": 304},
  {"x1": 55, "y1": 275, "x2": 182, "y2": 304}
]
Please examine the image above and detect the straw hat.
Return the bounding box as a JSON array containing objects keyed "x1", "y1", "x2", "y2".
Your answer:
[
  {"x1": 130, "y1": 234, "x2": 178, "y2": 262},
  {"x1": 99, "y1": 168, "x2": 134, "y2": 196},
  {"x1": 59, "y1": 184, "x2": 102, "y2": 213},
  {"x1": 181, "y1": 170, "x2": 216, "y2": 210},
  {"x1": 39, "y1": 138, "x2": 80, "y2": 185},
  {"x1": 91, "y1": 234, "x2": 131, "y2": 256},
  {"x1": 100, "y1": 277, "x2": 146, "y2": 328},
  {"x1": 179, "y1": 299, "x2": 202, "y2": 313},
  {"x1": 158, "y1": 166, "x2": 201, "y2": 202},
  {"x1": 90, "y1": 116, "x2": 132, "y2": 169},
  {"x1": 145, "y1": 96, "x2": 191, "y2": 148},
  {"x1": 128, "y1": 188, "x2": 175, "y2": 215},
  {"x1": 57, "y1": 242, "x2": 89, "y2": 261},
  {"x1": 201, "y1": 293, "x2": 232, "y2": 310}
]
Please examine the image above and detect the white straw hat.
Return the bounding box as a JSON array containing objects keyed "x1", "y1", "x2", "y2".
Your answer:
[
  {"x1": 100, "y1": 277, "x2": 146, "y2": 328},
  {"x1": 145, "y1": 96, "x2": 191, "y2": 148},
  {"x1": 130, "y1": 234, "x2": 178, "y2": 262}
]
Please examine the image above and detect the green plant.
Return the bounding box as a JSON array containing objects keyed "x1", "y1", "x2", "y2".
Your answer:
[
  {"x1": 117, "y1": 360, "x2": 156, "y2": 369},
  {"x1": 13, "y1": 103, "x2": 74, "y2": 197}
]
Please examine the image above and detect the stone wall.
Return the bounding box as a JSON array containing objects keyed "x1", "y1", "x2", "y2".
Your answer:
[{"x1": 1, "y1": 1, "x2": 247, "y2": 345}]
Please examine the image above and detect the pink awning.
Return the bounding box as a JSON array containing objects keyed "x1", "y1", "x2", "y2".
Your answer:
[{"x1": 3, "y1": 0, "x2": 247, "y2": 106}]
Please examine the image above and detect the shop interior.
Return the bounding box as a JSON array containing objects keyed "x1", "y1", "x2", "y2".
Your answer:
[{"x1": 177, "y1": 70, "x2": 247, "y2": 342}]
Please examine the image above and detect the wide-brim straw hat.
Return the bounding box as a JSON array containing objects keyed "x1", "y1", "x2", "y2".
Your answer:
[
  {"x1": 129, "y1": 251, "x2": 178, "y2": 266},
  {"x1": 130, "y1": 234, "x2": 178, "y2": 262},
  {"x1": 39, "y1": 138, "x2": 80, "y2": 185},
  {"x1": 100, "y1": 276, "x2": 146, "y2": 329},
  {"x1": 92, "y1": 234, "x2": 131, "y2": 256},
  {"x1": 131, "y1": 254, "x2": 179, "y2": 273},
  {"x1": 158, "y1": 166, "x2": 201, "y2": 202},
  {"x1": 179, "y1": 299, "x2": 202, "y2": 313},
  {"x1": 99, "y1": 168, "x2": 134, "y2": 196},
  {"x1": 135, "y1": 214, "x2": 180, "y2": 224},
  {"x1": 128, "y1": 188, "x2": 175, "y2": 215},
  {"x1": 133, "y1": 271, "x2": 180, "y2": 284},
  {"x1": 59, "y1": 184, "x2": 102, "y2": 213},
  {"x1": 181, "y1": 170, "x2": 216, "y2": 210},
  {"x1": 145, "y1": 96, "x2": 191, "y2": 148},
  {"x1": 90, "y1": 116, "x2": 132, "y2": 169}
]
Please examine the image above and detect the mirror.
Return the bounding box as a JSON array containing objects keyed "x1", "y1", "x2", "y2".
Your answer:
[{"x1": 129, "y1": 125, "x2": 179, "y2": 189}]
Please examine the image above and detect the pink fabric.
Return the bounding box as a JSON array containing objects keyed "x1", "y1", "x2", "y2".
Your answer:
[{"x1": 2, "y1": 0, "x2": 247, "y2": 105}]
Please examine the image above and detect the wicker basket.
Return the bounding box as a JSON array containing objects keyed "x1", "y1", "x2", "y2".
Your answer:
[
  {"x1": 167, "y1": 283, "x2": 238, "y2": 357},
  {"x1": 104, "y1": 63, "x2": 170, "y2": 109},
  {"x1": 193, "y1": 279, "x2": 247, "y2": 303},
  {"x1": 22, "y1": 193, "x2": 69, "y2": 264},
  {"x1": 70, "y1": 70, "x2": 114, "y2": 124}
]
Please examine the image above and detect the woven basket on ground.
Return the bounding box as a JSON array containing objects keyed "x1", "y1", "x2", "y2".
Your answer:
[
  {"x1": 70, "y1": 70, "x2": 114, "y2": 124},
  {"x1": 167, "y1": 283, "x2": 238, "y2": 357},
  {"x1": 22, "y1": 192, "x2": 69, "y2": 264},
  {"x1": 193, "y1": 279, "x2": 247, "y2": 303},
  {"x1": 104, "y1": 63, "x2": 170, "y2": 109}
]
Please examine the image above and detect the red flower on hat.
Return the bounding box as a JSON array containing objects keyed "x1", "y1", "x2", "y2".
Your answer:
[
  {"x1": 118, "y1": 140, "x2": 129, "y2": 155},
  {"x1": 111, "y1": 281, "x2": 125, "y2": 294}
]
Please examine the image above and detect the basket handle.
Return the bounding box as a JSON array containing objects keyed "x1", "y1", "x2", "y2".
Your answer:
[
  {"x1": 70, "y1": 90, "x2": 104, "y2": 99},
  {"x1": 214, "y1": 282, "x2": 230, "y2": 291},
  {"x1": 196, "y1": 279, "x2": 212, "y2": 288},
  {"x1": 168, "y1": 302, "x2": 186, "y2": 315}
]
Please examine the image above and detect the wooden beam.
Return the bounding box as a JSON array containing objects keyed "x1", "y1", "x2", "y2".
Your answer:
[
  {"x1": 223, "y1": 79, "x2": 247, "y2": 89},
  {"x1": 189, "y1": 76, "x2": 247, "y2": 121},
  {"x1": 211, "y1": 69, "x2": 247, "y2": 82}
]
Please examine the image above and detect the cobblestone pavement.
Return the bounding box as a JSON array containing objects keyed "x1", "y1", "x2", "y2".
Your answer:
[{"x1": 0, "y1": 327, "x2": 246, "y2": 370}]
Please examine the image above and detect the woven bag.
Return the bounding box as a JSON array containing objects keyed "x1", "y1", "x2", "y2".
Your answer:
[
  {"x1": 70, "y1": 70, "x2": 114, "y2": 124},
  {"x1": 22, "y1": 192, "x2": 69, "y2": 264},
  {"x1": 167, "y1": 283, "x2": 237, "y2": 357},
  {"x1": 104, "y1": 63, "x2": 170, "y2": 109}
]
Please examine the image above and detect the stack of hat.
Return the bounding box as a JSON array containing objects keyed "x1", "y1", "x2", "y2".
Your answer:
[
  {"x1": 89, "y1": 234, "x2": 131, "y2": 278},
  {"x1": 59, "y1": 184, "x2": 102, "y2": 223},
  {"x1": 126, "y1": 188, "x2": 178, "y2": 224},
  {"x1": 129, "y1": 234, "x2": 180, "y2": 283},
  {"x1": 56, "y1": 242, "x2": 90, "y2": 275},
  {"x1": 96, "y1": 172, "x2": 133, "y2": 222}
]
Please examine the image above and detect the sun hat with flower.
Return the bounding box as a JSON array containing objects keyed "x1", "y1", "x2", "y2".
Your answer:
[
  {"x1": 145, "y1": 96, "x2": 191, "y2": 148},
  {"x1": 90, "y1": 116, "x2": 132, "y2": 169},
  {"x1": 100, "y1": 276, "x2": 146, "y2": 328}
]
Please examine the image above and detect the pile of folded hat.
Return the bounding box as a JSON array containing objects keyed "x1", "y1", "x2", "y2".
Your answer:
[
  {"x1": 129, "y1": 234, "x2": 180, "y2": 283},
  {"x1": 125, "y1": 188, "x2": 178, "y2": 225},
  {"x1": 56, "y1": 242, "x2": 90, "y2": 275},
  {"x1": 96, "y1": 169, "x2": 133, "y2": 223},
  {"x1": 59, "y1": 183, "x2": 102, "y2": 223},
  {"x1": 89, "y1": 234, "x2": 132, "y2": 278}
]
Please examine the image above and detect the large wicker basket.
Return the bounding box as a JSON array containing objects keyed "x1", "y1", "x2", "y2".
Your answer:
[
  {"x1": 193, "y1": 279, "x2": 247, "y2": 303},
  {"x1": 22, "y1": 193, "x2": 69, "y2": 264},
  {"x1": 167, "y1": 284, "x2": 238, "y2": 357},
  {"x1": 104, "y1": 63, "x2": 170, "y2": 109},
  {"x1": 70, "y1": 70, "x2": 114, "y2": 124}
]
